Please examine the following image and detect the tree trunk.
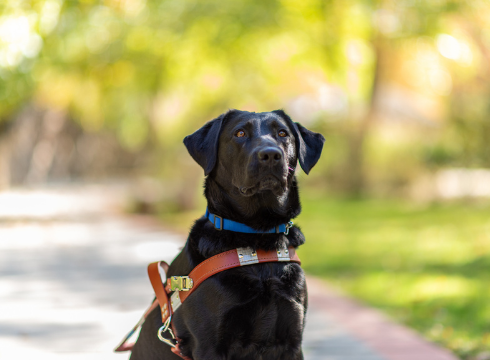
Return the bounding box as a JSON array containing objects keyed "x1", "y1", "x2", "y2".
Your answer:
[{"x1": 344, "y1": 37, "x2": 383, "y2": 197}]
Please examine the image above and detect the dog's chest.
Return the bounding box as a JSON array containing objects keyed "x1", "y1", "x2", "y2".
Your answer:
[
  {"x1": 192, "y1": 263, "x2": 306, "y2": 325},
  {"x1": 191, "y1": 264, "x2": 306, "y2": 355}
]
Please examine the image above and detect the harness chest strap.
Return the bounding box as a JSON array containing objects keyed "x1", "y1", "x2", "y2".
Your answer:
[
  {"x1": 153, "y1": 246, "x2": 300, "y2": 324},
  {"x1": 114, "y1": 246, "x2": 300, "y2": 357}
]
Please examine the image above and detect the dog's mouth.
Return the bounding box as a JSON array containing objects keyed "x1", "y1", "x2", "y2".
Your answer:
[
  {"x1": 258, "y1": 176, "x2": 281, "y2": 191},
  {"x1": 239, "y1": 175, "x2": 285, "y2": 196}
]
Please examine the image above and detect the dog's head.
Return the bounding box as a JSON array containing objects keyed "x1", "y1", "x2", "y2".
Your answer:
[{"x1": 184, "y1": 109, "x2": 325, "y2": 198}]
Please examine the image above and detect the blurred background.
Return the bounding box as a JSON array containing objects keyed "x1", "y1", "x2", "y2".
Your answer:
[{"x1": 1, "y1": 0, "x2": 490, "y2": 359}]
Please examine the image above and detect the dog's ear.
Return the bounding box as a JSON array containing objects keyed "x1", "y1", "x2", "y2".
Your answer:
[
  {"x1": 183, "y1": 111, "x2": 232, "y2": 175},
  {"x1": 273, "y1": 110, "x2": 325, "y2": 175}
]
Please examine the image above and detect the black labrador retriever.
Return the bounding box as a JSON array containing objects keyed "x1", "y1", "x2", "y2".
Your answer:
[{"x1": 130, "y1": 109, "x2": 324, "y2": 360}]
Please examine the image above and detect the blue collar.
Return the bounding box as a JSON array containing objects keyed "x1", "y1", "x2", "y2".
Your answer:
[{"x1": 205, "y1": 208, "x2": 293, "y2": 234}]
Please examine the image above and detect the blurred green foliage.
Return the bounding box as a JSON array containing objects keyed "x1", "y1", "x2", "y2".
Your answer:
[{"x1": 2, "y1": 0, "x2": 490, "y2": 194}]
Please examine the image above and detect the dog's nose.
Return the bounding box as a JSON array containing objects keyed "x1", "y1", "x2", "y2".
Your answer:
[{"x1": 258, "y1": 147, "x2": 282, "y2": 164}]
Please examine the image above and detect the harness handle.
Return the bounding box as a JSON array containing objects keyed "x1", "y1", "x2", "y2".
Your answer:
[{"x1": 148, "y1": 261, "x2": 172, "y2": 324}]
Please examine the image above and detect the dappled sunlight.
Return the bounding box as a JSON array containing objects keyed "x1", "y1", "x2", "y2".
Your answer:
[
  {"x1": 412, "y1": 276, "x2": 477, "y2": 301},
  {"x1": 437, "y1": 34, "x2": 473, "y2": 66},
  {"x1": 0, "y1": 15, "x2": 42, "y2": 68},
  {"x1": 0, "y1": 187, "x2": 120, "y2": 219},
  {"x1": 39, "y1": 0, "x2": 62, "y2": 35},
  {"x1": 335, "y1": 272, "x2": 479, "y2": 306}
]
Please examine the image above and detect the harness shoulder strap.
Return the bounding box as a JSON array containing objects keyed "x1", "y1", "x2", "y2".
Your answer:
[
  {"x1": 165, "y1": 246, "x2": 300, "y2": 318},
  {"x1": 115, "y1": 246, "x2": 300, "y2": 357}
]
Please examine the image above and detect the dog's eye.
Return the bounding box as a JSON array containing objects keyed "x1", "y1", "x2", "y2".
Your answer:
[
  {"x1": 235, "y1": 130, "x2": 246, "y2": 138},
  {"x1": 278, "y1": 130, "x2": 288, "y2": 137}
]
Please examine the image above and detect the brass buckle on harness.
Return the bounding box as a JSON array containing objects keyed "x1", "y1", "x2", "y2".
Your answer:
[
  {"x1": 170, "y1": 276, "x2": 194, "y2": 291},
  {"x1": 157, "y1": 316, "x2": 177, "y2": 348}
]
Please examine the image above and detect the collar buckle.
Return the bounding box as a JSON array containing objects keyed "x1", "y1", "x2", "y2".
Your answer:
[{"x1": 213, "y1": 215, "x2": 223, "y2": 231}]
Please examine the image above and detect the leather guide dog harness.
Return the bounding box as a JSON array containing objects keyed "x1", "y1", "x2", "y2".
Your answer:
[{"x1": 115, "y1": 213, "x2": 300, "y2": 360}]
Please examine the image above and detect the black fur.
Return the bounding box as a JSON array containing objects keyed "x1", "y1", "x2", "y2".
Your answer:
[{"x1": 130, "y1": 110, "x2": 325, "y2": 360}]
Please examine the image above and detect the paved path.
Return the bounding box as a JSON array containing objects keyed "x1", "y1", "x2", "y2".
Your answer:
[{"x1": 0, "y1": 184, "x2": 459, "y2": 360}]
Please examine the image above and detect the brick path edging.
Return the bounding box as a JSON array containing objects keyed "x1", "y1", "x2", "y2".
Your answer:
[{"x1": 306, "y1": 276, "x2": 460, "y2": 360}]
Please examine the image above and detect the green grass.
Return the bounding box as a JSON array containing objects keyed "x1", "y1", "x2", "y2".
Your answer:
[{"x1": 296, "y1": 192, "x2": 490, "y2": 360}]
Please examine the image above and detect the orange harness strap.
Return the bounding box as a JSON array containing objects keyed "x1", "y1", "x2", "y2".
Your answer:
[{"x1": 115, "y1": 246, "x2": 300, "y2": 359}]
